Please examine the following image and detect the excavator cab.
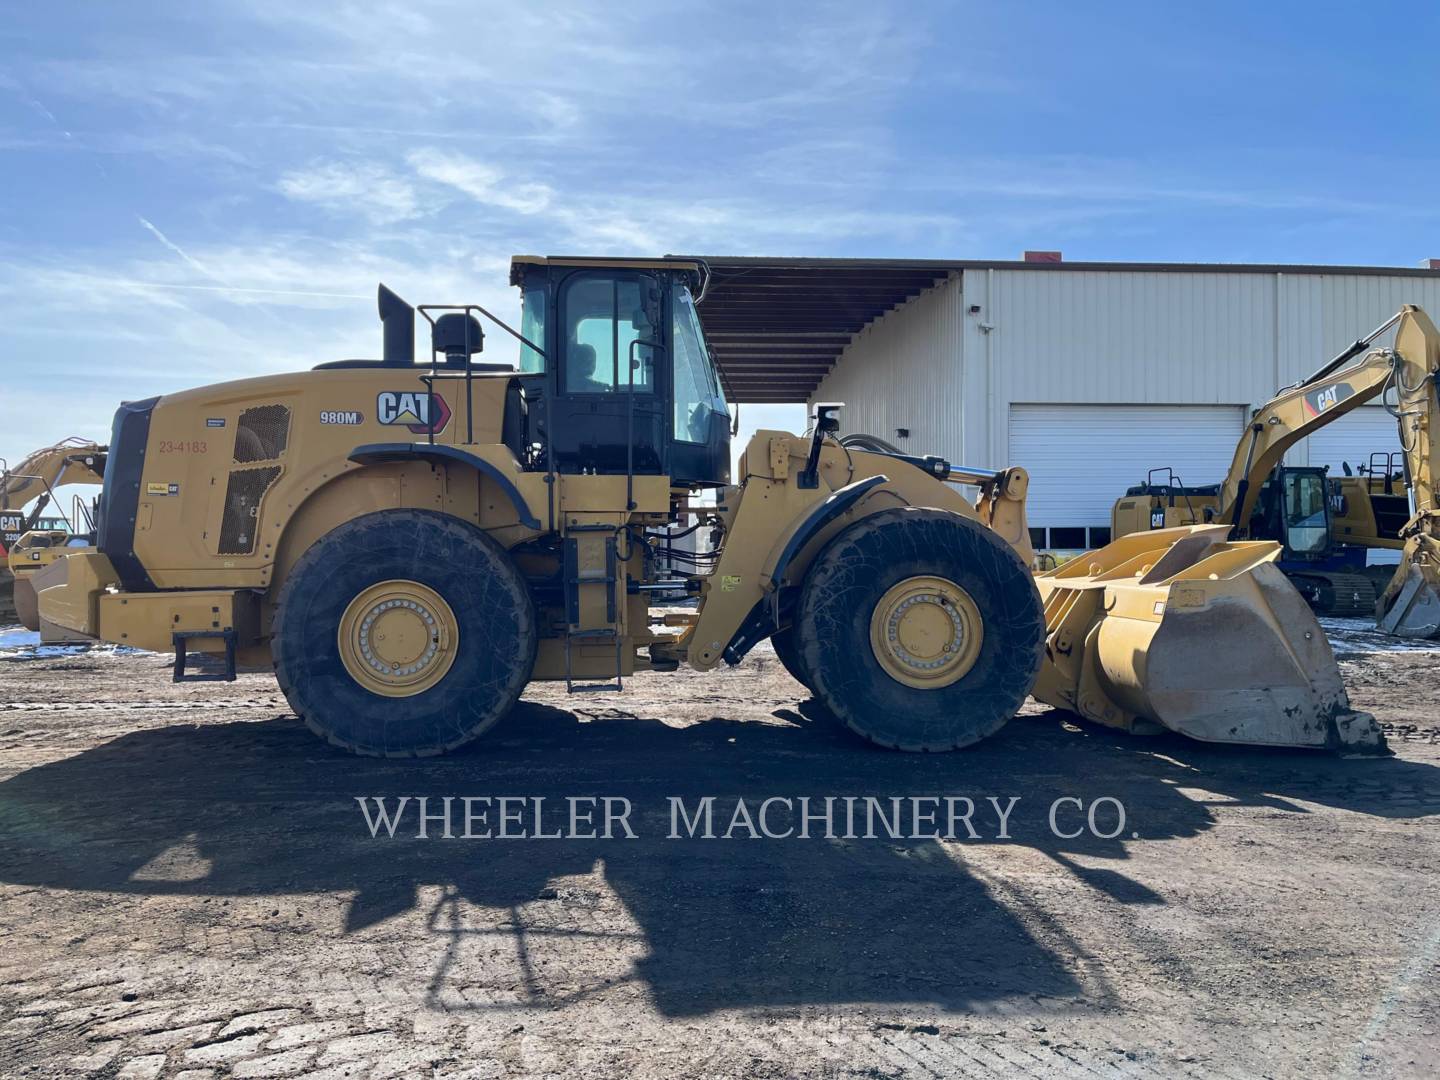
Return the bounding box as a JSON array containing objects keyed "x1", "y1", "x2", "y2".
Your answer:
[
  {"x1": 1279, "y1": 468, "x2": 1332, "y2": 556},
  {"x1": 508, "y1": 257, "x2": 732, "y2": 487},
  {"x1": 1249, "y1": 466, "x2": 1332, "y2": 560}
]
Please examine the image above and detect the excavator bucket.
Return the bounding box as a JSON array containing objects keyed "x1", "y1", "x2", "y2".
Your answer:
[
  {"x1": 1376, "y1": 540, "x2": 1440, "y2": 638},
  {"x1": 1032, "y1": 525, "x2": 1386, "y2": 752}
]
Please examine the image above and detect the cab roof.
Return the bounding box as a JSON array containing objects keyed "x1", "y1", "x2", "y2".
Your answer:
[{"x1": 508, "y1": 255, "x2": 706, "y2": 285}]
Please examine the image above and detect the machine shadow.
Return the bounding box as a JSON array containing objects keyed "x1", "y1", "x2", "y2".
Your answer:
[{"x1": 0, "y1": 699, "x2": 1435, "y2": 1017}]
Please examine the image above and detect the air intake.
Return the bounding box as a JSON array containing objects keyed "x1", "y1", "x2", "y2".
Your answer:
[
  {"x1": 233, "y1": 405, "x2": 291, "y2": 463},
  {"x1": 218, "y1": 465, "x2": 282, "y2": 555}
]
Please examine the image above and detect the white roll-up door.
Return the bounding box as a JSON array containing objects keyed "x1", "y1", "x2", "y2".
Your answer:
[
  {"x1": 1300, "y1": 405, "x2": 1402, "y2": 477},
  {"x1": 1008, "y1": 404, "x2": 1246, "y2": 547}
]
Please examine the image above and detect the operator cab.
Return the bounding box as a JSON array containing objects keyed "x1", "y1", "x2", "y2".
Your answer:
[
  {"x1": 509, "y1": 256, "x2": 731, "y2": 487},
  {"x1": 1250, "y1": 466, "x2": 1331, "y2": 559}
]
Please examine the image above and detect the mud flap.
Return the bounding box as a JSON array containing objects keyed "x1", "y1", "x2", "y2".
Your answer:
[{"x1": 1033, "y1": 526, "x2": 1386, "y2": 753}]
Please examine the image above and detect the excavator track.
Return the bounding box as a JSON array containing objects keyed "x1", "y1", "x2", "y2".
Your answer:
[{"x1": 1289, "y1": 571, "x2": 1377, "y2": 618}]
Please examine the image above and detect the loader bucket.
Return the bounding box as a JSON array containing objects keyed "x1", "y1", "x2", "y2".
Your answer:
[{"x1": 1032, "y1": 525, "x2": 1385, "y2": 752}]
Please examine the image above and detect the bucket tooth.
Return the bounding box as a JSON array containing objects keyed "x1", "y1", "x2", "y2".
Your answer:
[{"x1": 1033, "y1": 526, "x2": 1386, "y2": 753}]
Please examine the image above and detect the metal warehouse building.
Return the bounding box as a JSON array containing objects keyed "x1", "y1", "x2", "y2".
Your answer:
[{"x1": 695, "y1": 256, "x2": 1440, "y2": 551}]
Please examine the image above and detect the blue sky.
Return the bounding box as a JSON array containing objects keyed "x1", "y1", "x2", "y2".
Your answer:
[{"x1": 2, "y1": 1, "x2": 1437, "y2": 471}]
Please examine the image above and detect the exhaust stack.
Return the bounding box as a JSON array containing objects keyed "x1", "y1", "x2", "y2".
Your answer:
[{"x1": 377, "y1": 284, "x2": 414, "y2": 366}]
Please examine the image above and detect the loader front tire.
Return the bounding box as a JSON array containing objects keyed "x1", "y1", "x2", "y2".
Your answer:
[
  {"x1": 797, "y1": 508, "x2": 1044, "y2": 751},
  {"x1": 769, "y1": 626, "x2": 816, "y2": 694},
  {"x1": 272, "y1": 509, "x2": 536, "y2": 757}
]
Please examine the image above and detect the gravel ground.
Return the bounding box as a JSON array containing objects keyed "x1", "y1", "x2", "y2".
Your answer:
[{"x1": 0, "y1": 621, "x2": 1436, "y2": 1079}]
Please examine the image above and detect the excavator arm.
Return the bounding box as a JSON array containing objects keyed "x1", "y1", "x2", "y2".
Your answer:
[
  {"x1": 0, "y1": 438, "x2": 107, "y2": 540},
  {"x1": 1374, "y1": 307, "x2": 1440, "y2": 635},
  {"x1": 1218, "y1": 312, "x2": 1407, "y2": 531},
  {"x1": 1210, "y1": 304, "x2": 1440, "y2": 637}
]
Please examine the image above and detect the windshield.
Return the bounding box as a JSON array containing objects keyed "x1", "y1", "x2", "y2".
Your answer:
[
  {"x1": 1283, "y1": 471, "x2": 1329, "y2": 555},
  {"x1": 671, "y1": 285, "x2": 727, "y2": 443}
]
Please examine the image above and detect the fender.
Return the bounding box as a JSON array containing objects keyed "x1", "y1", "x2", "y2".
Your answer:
[
  {"x1": 348, "y1": 442, "x2": 542, "y2": 530},
  {"x1": 721, "y1": 475, "x2": 888, "y2": 665},
  {"x1": 764, "y1": 474, "x2": 888, "y2": 592}
]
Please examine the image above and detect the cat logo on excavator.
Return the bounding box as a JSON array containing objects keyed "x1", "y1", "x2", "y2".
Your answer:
[{"x1": 1303, "y1": 381, "x2": 1352, "y2": 416}]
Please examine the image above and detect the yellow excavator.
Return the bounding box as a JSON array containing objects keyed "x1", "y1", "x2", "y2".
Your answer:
[
  {"x1": 1, "y1": 439, "x2": 106, "y2": 630},
  {"x1": 1114, "y1": 463, "x2": 1380, "y2": 615},
  {"x1": 1112, "y1": 306, "x2": 1440, "y2": 629},
  {"x1": 30, "y1": 257, "x2": 1382, "y2": 754},
  {"x1": 1117, "y1": 457, "x2": 1413, "y2": 615},
  {"x1": 1330, "y1": 454, "x2": 1409, "y2": 568}
]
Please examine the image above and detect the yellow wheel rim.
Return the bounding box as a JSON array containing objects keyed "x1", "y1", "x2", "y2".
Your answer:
[
  {"x1": 337, "y1": 580, "x2": 458, "y2": 697},
  {"x1": 868, "y1": 575, "x2": 984, "y2": 689}
]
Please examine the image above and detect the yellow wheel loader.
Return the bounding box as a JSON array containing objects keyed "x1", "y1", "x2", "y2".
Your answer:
[
  {"x1": 1110, "y1": 307, "x2": 1440, "y2": 626},
  {"x1": 1, "y1": 439, "x2": 106, "y2": 633},
  {"x1": 34, "y1": 256, "x2": 1381, "y2": 755}
]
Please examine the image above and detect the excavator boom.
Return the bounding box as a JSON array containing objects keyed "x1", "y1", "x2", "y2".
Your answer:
[
  {"x1": 1, "y1": 438, "x2": 107, "y2": 545},
  {"x1": 1112, "y1": 306, "x2": 1440, "y2": 638},
  {"x1": 1218, "y1": 313, "x2": 1405, "y2": 531},
  {"x1": 2, "y1": 438, "x2": 106, "y2": 635}
]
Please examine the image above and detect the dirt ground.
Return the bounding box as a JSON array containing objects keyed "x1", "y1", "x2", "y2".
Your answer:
[{"x1": 0, "y1": 625, "x2": 1436, "y2": 1079}]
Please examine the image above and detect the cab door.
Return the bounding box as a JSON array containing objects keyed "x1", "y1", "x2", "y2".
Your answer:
[
  {"x1": 1280, "y1": 468, "x2": 1332, "y2": 559},
  {"x1": 548, "y1": 270, "x2": 666, "y2": 476}
]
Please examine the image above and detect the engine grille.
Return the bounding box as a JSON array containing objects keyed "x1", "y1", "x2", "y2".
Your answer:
[
  {"x1": 233, "y1": 405, "x2": 291, "y2": 463},
  {"x1": 218, "y1": 465, "x2": 281, "y2": 555}
]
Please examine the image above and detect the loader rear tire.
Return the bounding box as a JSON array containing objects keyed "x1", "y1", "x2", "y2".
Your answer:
[
  {"x1": 797, "y1": 507, "x2": 1044, "y2": 751},
  {"x1": 272, "y1": 509, "x2": 536, "y2": 757}
]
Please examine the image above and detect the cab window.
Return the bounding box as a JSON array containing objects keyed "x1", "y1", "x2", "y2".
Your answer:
[
  {"x1": 1283, "y1": 471, "x2": 1329, "y2": 554},
  {"x1": 561, "y1": 274, "x2": 656, "y2": 394},
  {"x1": 518, "y1": 281, "x2": 546, "y2": 373}
]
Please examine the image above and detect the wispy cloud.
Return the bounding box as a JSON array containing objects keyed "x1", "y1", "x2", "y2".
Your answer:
[
  {"x1": 276, "y1": 161, "x2": 423, "y2": 224},
  {"x1": 405, "y1": 150, "x2": 553, "y2": 214},
  {"x1": 137, "y1": 217, "x2": 216, "y2": 278}
]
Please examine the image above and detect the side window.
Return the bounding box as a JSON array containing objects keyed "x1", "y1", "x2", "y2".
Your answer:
[
  {"x1": 518, "y1": 281, "x2": 546, "y2": 373},
  {"x1": 561, "y1": 275, "x2": 656, "y2": 394},
  {"x1": 672, "y1": 286, "x2": 717, "y2": 443}
]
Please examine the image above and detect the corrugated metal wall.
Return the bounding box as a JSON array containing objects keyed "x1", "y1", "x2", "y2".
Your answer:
[
  {"x1": 813, "y1": 267, "x2": 1440, "y2": 469},
  {"x1": 806, "y1": 274, "x2": 968, "y2": 464},
  {"x1": 1275, "y1": 274, "x2": 1440, "y2": 384}
]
